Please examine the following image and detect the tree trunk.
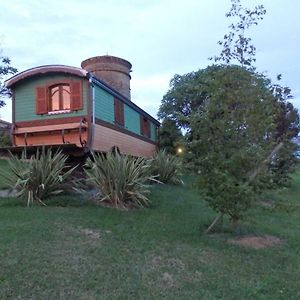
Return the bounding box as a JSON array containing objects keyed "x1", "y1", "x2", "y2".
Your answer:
[{"x1": 206, "y1": 213, "x2": 224, "y2": 234}]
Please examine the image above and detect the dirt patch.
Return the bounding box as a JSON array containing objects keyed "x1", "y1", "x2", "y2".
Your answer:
[
  {"x1": 228, "y1": 235, "x2": 283, "y2": 249},
  {"x1": 162, "y1": 272, "x2": 174, "y2": 288},
  {"x1": 0, "y1": 188, "x2": 18, "y2": 198},
  {"x1": 80, "y1": 228, "x2": 102, "y2": 239},
  {"x1": 149, "y1": 255, "x2": 185, "y2": 270},
  {"x1": 258, "y1": 200, "x2": 275, "y2": 209},
  {"x1": 151, "y1": 255, "x2": 163, "y2": 268}
]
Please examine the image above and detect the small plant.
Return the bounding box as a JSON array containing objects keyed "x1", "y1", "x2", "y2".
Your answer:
[
  {"x1": 84, "y1": 151, "x2": 151, "y2": 208},
  {"x1": 0, "y1": 131, "x2": 11, "y2": 147},
  {"x1": 3, "y1": 148, "x2": 74, "y2": 206},
  {"x1": 150, "y1": 150, "x2": 183, "y2": 184}
]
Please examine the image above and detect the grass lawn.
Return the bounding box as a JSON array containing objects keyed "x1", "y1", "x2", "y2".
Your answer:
[{"x1": 0, "y1": 160, "x2": 299, "y2": 299}]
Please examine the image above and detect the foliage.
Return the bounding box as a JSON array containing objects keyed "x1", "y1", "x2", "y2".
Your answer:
[
  {"x1": 0, "y1": 50, "x2": 17, "y2": 107},
  {"x1": 0, "y1": 158, "x2": 10, "y2": 188},
  {"x1": 158, "y1": 0, "x2": 300, "y2": 231},
  {"x1": 0, "y1": 131, "x2": 11, "y2": 146},
  {"x1": 158, "y1": 71, "x2": 208, "y2": 128},
  {"x1": 150, "y1": 150, "x2": 183, "y2": 185},
  {"x1": 267, "y1": 140, "x2": 299, "y2": 187},
  {"x1": 268, "y1": 81, "x2": 300, "y2": 187},
  {"x1": 2, "y1": 148, "x2": 74, "y2": 206},
  {"x1": 186, "y1": 65, "x2": 277, "y2": 223},
  {"x1": 158, "y1": 0, "x2": 267, "y2": 128},
  {"x1": 211, "y1": 0, "x2": 266, "y2": 68},
  {"x1": 158, "y1": 119, "x2": 184, "y2": 155},
  {"x1": 84, "y1": 151, "x2": 151, "y2": 208}
]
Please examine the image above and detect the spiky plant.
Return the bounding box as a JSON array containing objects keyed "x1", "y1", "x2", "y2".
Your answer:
[
  {"x1": 3, "y1": 148, "x2": 75, "y2": 206},
  {"x1": 84, "y1": 151, "x2": 151, "y2": 208},
  {"x1": 150, "y1": 150, "x2": 183, "y2": 185}
]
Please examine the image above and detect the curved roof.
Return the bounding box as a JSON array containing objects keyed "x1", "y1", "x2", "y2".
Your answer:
[{"x1": 5, "y1": 65, "x2": 88, "y2": 88}]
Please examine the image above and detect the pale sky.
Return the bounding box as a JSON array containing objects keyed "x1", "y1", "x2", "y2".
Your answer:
[{"x1": 0, "y1": 0, "x2": 299, "y2": 122}]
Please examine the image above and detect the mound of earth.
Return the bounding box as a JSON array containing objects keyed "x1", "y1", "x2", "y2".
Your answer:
[{"x1": 228, "y1": 235, "x2": 283, "y2": 249}]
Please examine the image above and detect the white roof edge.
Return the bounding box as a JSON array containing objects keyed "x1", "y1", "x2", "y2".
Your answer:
[{"x1": 5, "y1": 65, "x2": 88, "y2": 87}]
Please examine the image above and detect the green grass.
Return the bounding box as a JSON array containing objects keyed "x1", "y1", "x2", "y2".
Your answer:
[{"x1": 0, "y1": 162, "x2": 300, "y2": 299}]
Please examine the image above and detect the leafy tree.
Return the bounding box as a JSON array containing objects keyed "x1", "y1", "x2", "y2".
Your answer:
[
  {"x1": 158, "y1": 119, "x2": 184, "y2": 155},
  {"x1": 267, "y1": 79, "x2": 300, "y2": 187},
  {"x1": 0, "y1": 131, "x2": 11, "y2": 146},
  {"x1": 211, "y1": 0, "x2": 266, "y2": 69},
  {"x1": 186, "y1": 65, "x2": 277, "y2": 230},
  {"x1": 158, "y1": 72, "x2": 207, "y2": 129},
  {"x1": 0, "y1": 52, "x2": 17, "y2": 107},
  {"x1": 159, "y1": 0, "x2": 299, "y2": 232},
  {"x1": 158, "y1": 1, "x2": 267, "y2": 129}
]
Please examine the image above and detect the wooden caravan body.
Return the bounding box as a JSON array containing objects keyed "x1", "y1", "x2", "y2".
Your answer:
[{"x1": 5, "y1": 57, "x2": 159, "y2": 157}]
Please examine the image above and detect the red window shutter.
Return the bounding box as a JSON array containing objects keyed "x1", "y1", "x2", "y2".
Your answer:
[
  {"x1": 114, "y1": 98, "x2": 119, "y2": 123},
  {"x1": 119, "y1": 101, "x2": 124, "y2": 126},
  {"x1": 145, "y1": 119, "x2": 150, "y2": 138},
  {"x1": 140, "y1": 115, "x2": 144, "y2": 135},
  {"x1": 36, "y1": 86, "x2": 47, "y2": 114},
  {"x1": 140, "y1": 115, "x2": 150, "y2": 138},
  {"x1": 70, "y1": 81, "x2": 83, "y2": 110},
  {"x1": 114, "y1": 98, "x2": 124, "y2": 126}
]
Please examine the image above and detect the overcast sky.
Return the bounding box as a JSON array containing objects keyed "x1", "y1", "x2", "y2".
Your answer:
[{"x1": 0, "y1": 0, "x2": 299, "y2": 122}]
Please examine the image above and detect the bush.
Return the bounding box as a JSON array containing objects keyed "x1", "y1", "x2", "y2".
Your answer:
[
  {"x1": 2, "y1": 148, "x2": 74, "y2": 206},
  {"x1": 84, "y1": 151, "x2": 151, "y2": 208},
  {"x1": 150, "y1": 150, "x2": 183, "y2": 184},
  {"x1": 0, "y1": 131, "x2": 11, "y2": 147}
]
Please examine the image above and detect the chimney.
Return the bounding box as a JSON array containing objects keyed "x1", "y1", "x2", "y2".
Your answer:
[{"x1": 81, "y1": 55, "x2": 132, "y2": 100}]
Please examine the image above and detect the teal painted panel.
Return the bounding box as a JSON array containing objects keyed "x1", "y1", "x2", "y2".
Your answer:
[
  {"x1": 92, "y1": 84, "x2": 157, "y2": 141},
  {"x1": 124, "y1": 105, "x2": 140, "y2": 135},
  {"x1": 14, "y1": 74, "x2": 87, "y2": 122},
  {"x1": 94, "y1": 85, "x2": 114, "y2": 124},
  {"x1": 150, "y1": 122, "x2": 157, "y2": 142}
]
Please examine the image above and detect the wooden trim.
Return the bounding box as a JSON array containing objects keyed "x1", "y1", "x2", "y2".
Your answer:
[
  {"x1": 12, "y1": 90, "x2": 16, "y2": 146},
  {"x1": 6, "y1": 65, "x2": 87, "y2": 88},
  {"x1": 15, "y1": 116, "x2": 87, "y2": 128},
  {"x1": 45, "y1": 79, "x2": 83, "y2": 113},
  {"x1": 70, "y1": 81, "x2": 83, "y2": 110},
  {"x1": 114, "y1": 98, "x2": 124, "y2": 127},
  {"x1": 12, "y1": 90, "x2": 15, "y2": 124},
  {"x1": 47, "y1": 81, "x2": 71, "y2": 112},
  {"x1": 86, "y1": 81, "x2": 93, "y2": 148},
  {"x1": 46, "y1": 79, "x2": 71, "y2": 89},
  {"x1": 95, "y1": 118, "x2": 158, "y2": 146},
  {"x1": 35, "y1": 86, "x2": 47, "y2": 114},
  {"x1": 140, "y1": 115, "x2": 150, "y2": 138},
  {"x1": 14, "y1": 122, "x2": 87, "y2": 134}
]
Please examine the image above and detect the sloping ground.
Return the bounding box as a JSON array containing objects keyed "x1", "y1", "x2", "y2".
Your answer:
[{"x1": 0, "y1": 164, "x2": 299, "y2": 299}]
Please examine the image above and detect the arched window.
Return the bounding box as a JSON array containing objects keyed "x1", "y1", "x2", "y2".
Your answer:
[{"x1": 49, "y1": 84, "x2": 71, "y2": 111}]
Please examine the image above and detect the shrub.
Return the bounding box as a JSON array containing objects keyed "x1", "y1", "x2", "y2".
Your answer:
[
  {"x1": 0, "y1": 131, "x2": 11, "y2": 147},
  {"x1": 3, "y1": 148, "x2": 74, "y2": 206},
  {"x1": 150, "y1": 150, "x2": 183, "y2": 184},
  {"x1": 84, "y1": 151, "x2": 151, "y2": 208}
]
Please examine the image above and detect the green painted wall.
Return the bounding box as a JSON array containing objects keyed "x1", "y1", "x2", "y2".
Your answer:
[
  {"x1": 93, "y1": 84, "x2": 158, "y2": 141},
  {"x1": 14, "y1": 73, "x2": 159, "y2": 141},
  {"x1": 14, "y1": 74, "x2": 87, "y2": 122},
  {"x1": 124, "y1": 105, "x2": 140, "y2": 135},
  {"x1": 94, "y1": 85, "x2": 114, "y2": 124}
]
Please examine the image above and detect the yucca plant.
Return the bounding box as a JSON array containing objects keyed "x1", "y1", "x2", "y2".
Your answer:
[
  {"x1": 3, "y1": 148, "x2": 75, "y2": 206},
  {"x1": 84, "y1": 151, "x2": 151, "y2": 208},
  {"x1": 150, "y1": 150, "x2": 183, "y2": 185}
]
